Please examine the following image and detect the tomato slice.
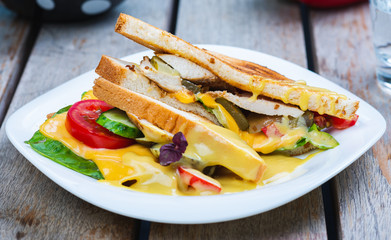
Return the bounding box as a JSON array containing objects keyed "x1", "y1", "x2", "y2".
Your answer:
[
  {"x1": 329, "y1": 114, "x2": 359, "y2": 130},
  {"x1": 65, "y1": 100, "x2": 135, "y2": 149},
  {"x1": 261, "y1": 123, "x2": 284, "y2": 138}
]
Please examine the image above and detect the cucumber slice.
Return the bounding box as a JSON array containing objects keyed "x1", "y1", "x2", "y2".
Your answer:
[
  {"x1": 96, "y1": 108, "x2": 143, "y2": 138},
  {"x1": 277, "y1": 124, "x2": 339, "y2": 152},
  {"x1": 308, "y1": 124, "x2": 339, "y2": 149}
]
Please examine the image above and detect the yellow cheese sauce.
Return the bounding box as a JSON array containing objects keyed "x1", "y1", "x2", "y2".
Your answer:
[
  {"x1": 39, "y1": 112, "x2": 318, "y2": 196},
  {"x1": 81, "y1": 90, "x2": 98, "y2": 100},
  {"x1": 170, "y1": 90, "x2": 196, "y2": 104},
  {"x1": 196, "y1": 93, "x2": 309, "y2": 154},
  {"x1": 247, "y1": 78, "x2": 348, "y2": 116}
]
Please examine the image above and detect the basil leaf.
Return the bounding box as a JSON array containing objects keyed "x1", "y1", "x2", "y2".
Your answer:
[
  {"x1": 52, "y1": 105, "x2": 72, "y2": 117},
  {"x1": 25, "y1": 131, "x2": 104, "y2": 180}
]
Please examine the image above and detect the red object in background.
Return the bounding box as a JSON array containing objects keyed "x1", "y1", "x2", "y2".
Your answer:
[
  {"x1": 65, "y1": 100, "x2": 135, "y2": 149},
  {"x1": 299, "y1": 0, "x2": 366, "y2": 8}
]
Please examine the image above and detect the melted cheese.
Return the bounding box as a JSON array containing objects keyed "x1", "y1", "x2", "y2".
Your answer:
[
  {"x1": 39, "y1": 111, "x2": 316, "y2": 196},
  {"x1": 171, "y1": 90, "x2": 196, "y2": 103},
  {"x1": 196, "y1": 93, "x2": 309, "y2": 154},
  {"x1": 246, "y1": 78, "x2": 347, "y2": 116},
  {"x1": 196, "y1": 93, "x2": 240, "y2": 133},
  {"x1": 239, "y1": 126, "x2": 306, "y2": 154},
  {"x1": 81, "y1": 90, "x2": 98, "y2": 100},
  {"x1": 182, "y1": 121, "x2": 265, "y2": 181},
  {"x1": 249, "y1": 76, "x2": 266, "y2": 101}
]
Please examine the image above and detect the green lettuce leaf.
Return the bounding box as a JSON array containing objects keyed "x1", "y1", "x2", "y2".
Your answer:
[{"x1": 25, "y1": 131, "x2": 104, "y2": 180}]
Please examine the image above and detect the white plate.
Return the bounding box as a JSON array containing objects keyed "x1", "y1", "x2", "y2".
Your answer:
[{"x1": 6, "y1": 45, "x2": 386, "y2": 224}]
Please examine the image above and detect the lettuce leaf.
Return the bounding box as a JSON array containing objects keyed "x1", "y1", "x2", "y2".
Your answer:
[{"x1": 25, "y1": 131, "x2": 104, "y2": 180}]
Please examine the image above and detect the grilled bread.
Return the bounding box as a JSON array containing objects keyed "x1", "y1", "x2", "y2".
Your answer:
[{"x1": 115, "y1": 13, "x2": 359, "y2": 119}]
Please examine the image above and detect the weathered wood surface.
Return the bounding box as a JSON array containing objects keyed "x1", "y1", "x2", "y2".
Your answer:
[
  {"x1": 0, "y1": 1, "x2": 173, "y2": 239},
  {"x1": 310, "y1": 2, "x2": 391, "y2": 239},
  {"x1": 0, "y1": 6, "x2": 31, "y2": 123},
  {"x1": 149, "y1": 0, "x2": 327, "y2": 239}
]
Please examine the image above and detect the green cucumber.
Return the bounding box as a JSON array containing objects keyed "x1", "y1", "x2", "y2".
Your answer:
[
  {"x1": 277, "y1": 124, "x2": 339, "y2": 152},
  {"x1": 308, "y1": 124, "x2": 339, "y2": 149},
  {"x1": 96, "y1": 108, "x2": 143, "y2": 138}
]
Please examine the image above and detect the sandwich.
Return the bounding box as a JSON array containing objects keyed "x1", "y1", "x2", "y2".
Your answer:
[
  {"x1": 26, "y1": 13, "x2": 359, "y2": 196},
  {"x1": 94, "y1": 13, "x2": 359, "y2": 156}
]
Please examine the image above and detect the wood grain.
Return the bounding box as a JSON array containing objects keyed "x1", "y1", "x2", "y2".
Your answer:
[
  {"x1": 175, "y1": 0, "x2": 307, "y2": 66},
  {"x1": 310, "y1": 2, "x2": 391, "y2": 239},
  {"x1": 0, "y1": 1, "x2": 173, "y2": 239},
  {"x1": 149, "y1": 0, "x2": 327, "y2": 239},
  {"x1": 0, "y1": 6, "x2": 31, "y2": 123}
]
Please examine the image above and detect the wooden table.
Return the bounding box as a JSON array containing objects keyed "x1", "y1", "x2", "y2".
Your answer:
[{"x1": 0, "y1": 0, "x2": 390, "y2": 239}]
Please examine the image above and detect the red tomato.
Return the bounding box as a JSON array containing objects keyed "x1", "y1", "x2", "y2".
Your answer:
[
  {"x1": 65, "y1": 100, "x2": 135, "y2": 149},
  {"x1": 298, "y1": 0, "x2": 365, "y2": 8},
  {"x1": 329, "y1": 114, "x2": 359, "y2": 129},
  {"x1": 177, "y1": 166, "x2": 221, "y2": 193},
  {"x1": 313, "y1": 113, "x2": 332, "y2": 129},
  {"x1": 261, "y1": 123, "x2": 284, "y2": 138}
]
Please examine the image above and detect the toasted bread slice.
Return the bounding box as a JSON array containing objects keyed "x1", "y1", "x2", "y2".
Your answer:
[
  {"x1": 93, "y1": 77, "x2": 266, "y2": 182},
  {"x1": 95, "y1": 55, "x2": 219, "y2": 125},
  {"x1": 115, "y1": 13, "x2": 359, "y2": 119},
  {"x1": 204, "y1": 50, "x2": 293, "y2": 82}
]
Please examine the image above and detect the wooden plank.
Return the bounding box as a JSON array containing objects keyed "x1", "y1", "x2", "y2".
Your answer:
[
  {"x1": 175, "y1": 0, "x2": 307, "y2": 66},
  {"x1": 149, "y1": 0, "x2": 327, "y2": 238},
  {"x1": 0, "y1": 6, "x2": 31, "y2": 122},
  {"x1": 310, "y1": 2, "x2": 391, "y2": 239},
  {"x1": 0, "y1": 1, "x2": 173, "y2": 239}
]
